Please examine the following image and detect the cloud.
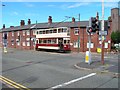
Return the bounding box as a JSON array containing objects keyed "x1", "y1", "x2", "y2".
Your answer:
[
  {"x1": 25, "y1": 13, "x2": 39, "y2": 17},
  {"x1": 10, "y1": 11, "x2": 19, "y2": 16},
  {"x1": 47, "y1": 4, "x2": 56, "y2": 7},
  {"x1": 67, "y1": 2, "x2": 91, "y2": 8},
  {"x1": 104, "y1": 2, "x2": 118, "y2": 8},
  {"x1": 25, "y1": 3, "x2": 35, "y2": 7}
]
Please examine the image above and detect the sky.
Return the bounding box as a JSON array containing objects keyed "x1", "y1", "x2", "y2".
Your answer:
[{"x1": 0, "y1": 1, "x2": 119, "y2": 28}]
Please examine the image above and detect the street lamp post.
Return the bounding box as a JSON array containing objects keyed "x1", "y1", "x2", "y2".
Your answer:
[{"x1": 65, "y1": 14, "x2": 80, "y2": 53}]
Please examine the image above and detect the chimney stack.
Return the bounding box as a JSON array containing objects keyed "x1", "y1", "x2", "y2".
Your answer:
[
  {"x1": 3, "y1": 24, "x2": 5, "y2": 29},
  {"x1": 72, "y1": 17, "x2": 75, "y2": 23},
  {"x1": 10, "y1": 26, "x2": 14, "y2": 28},
  {"x1": 20, "y1": 20, "x2": 25, "y2": 26},
  {"x1": 48, "y1": 16, "x2": 52, "y2": 24},
  {"x1": 28, "y1": 19, "x2": 31, "y2": 25}
]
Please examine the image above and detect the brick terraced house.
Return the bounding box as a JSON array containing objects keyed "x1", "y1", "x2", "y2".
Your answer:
[{"x1": 0, "y1": 16, "x2": 112, "y2": 52}]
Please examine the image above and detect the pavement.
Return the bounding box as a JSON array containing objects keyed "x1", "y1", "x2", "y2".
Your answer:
[{"x1": 74, "y1": 59, "x2": 120, "y2": 77}]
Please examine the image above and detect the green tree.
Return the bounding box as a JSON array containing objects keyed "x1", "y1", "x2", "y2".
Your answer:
[{"x1": 111, "y1": 31, "x2": 120, "y2": 44}]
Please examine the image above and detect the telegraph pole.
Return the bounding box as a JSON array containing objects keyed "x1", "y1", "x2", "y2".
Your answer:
[{"x1": 101, "y1": 0, "x2": 104, "y2": 65}]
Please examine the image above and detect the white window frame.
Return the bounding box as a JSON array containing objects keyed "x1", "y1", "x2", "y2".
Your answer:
[
  {"x1": 17, "y1": 42, "x2": 20, "y2": 46},
  {"x1": 7, "y1": 32, "x2": 8, "y2": 37},
  {"x1": 17, "y1": 31, "x2": 20, "y2": 36},
  {"x1": 12, "y1": 31, "x2": 14, "y2": 36},
  {"x1": 27, "y1": 42, "x2": 30, "y2": 46},
  {"x1": 23, "y1": 30, "x2": 25, "y2": 36},
  {"x1": 87, "y1": 42, "x2": 94, "y2": 48},
  {"x1": 22, "y1": 42, "x2": 26, "y2": 46},
  {"x1": 74, "y1": 28, "x2": 79, "y2": 35},
  {"x1": 26, "y1": 30, "x2": 30, "y2": 35},
  {"x1": 73, "y1": 41, "x2": 80, "y2": 48},
  {"x1": 104, "y1": 42, "x2": 108, "y2": 48}
]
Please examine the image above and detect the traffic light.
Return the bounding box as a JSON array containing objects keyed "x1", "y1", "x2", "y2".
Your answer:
[
  {"x1": 86, "y1": 26, "x2": 93, "y2": 34},
  {"x1": 89, "y1": 17, "x2": 99, "y2": 33}
]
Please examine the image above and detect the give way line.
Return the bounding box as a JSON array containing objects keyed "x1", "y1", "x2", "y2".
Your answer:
[{"x1": 47, "y1": 73, "x2": 96, "y2": 90}]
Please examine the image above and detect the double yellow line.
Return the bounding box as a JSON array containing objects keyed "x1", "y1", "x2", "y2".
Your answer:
[{"x1": 0, "y1": 75, "x2": 30, "y2": 90}]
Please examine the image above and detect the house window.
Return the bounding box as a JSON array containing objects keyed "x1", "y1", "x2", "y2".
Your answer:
[
  {"x1": 11, "y1": 39, "x2": 14, "y2": 45},
  {"x1": 26, "y1": 30, "x2": 30, "y2": 35},
  {"x1": 104, "y1": 42, "x2": 108, "y2": 48},
  {"x1": 17, "y1": 42, "x2": 20, "y2": 46},
  {"x1": 23, "y1": 31, "x2": 25, "y2": 36},
  {"x1": 73, "y1": 41, "x2": 80, "y2": 48},
  {"x1": 87, "y1": 42, "x2": 94, "y2": 48},
  {"x1": 22, "y1": 42, "x2": 26, "y2": 46},
  {"x1": 12, "y1": 31, "x2": 14, "y2": 36},
  {"x1": 74, "y1": 28, "x2": 79, "y2": 35},
  {"x1": 17, "y1": 31, "x2": 20, "y2": 36},
  {"x1": 27, "y1": 42, "x2": 30, "y2": 46},
  {"x1": 26, "y1": 38, "x2": 30, "y2": 41}
]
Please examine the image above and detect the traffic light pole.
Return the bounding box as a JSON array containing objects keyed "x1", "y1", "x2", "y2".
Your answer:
[
  {"x1": 101, "y1": 0, "x2": 104, "y2": 65},
  {"x1": 88, "y1": 33, "x2": 91, "y2": 65}
]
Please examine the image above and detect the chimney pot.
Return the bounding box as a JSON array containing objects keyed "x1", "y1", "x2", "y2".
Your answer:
[
  {"x1": 28, "y1": 19, "x2": 31, "y2": 25},
  {"x1": 10, "y1": 26, "x2": 14, "y2": 28},
  {"x1": 48, "y1": 16, "x2": 52, "y2": 24},
  {"x1": 20, "y1": 20, "x2": 25, "y2": 26},
  {"x1": 3, "y1": 24, "x2": 5, "y2": 29},
  {"x1": 72, "y1": 17, "x2": 75, "y2": 23}
]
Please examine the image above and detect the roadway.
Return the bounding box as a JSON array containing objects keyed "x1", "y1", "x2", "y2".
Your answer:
[{"x1": 1, "y1": 48, "x2": 119, "y2": 89}]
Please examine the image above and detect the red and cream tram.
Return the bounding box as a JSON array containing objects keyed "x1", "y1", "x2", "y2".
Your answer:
[{"x1": 35, "y1": 27, "x2": 71, "y2": 52}]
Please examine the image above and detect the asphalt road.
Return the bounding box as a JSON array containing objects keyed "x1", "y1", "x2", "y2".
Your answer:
[{"x1": 1, "y1": 48, "x2": 119, "y2": 89}]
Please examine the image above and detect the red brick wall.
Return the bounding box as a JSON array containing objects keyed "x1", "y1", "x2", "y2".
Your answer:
[
  {"x1": 70, "y1": 25, "x2": 111, "y2": 52},
  {"x1": 7, "y1": 30, "x2": 35, "y2": 50}
]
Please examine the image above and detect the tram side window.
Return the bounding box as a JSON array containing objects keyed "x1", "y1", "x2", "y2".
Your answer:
[
  {"x1": 36, "y1": 31, "x2": 39, "y2": 34},
  {"x1": 63, "y1": 28, "x2": 67, "y2": 32},
  {"x1": 43, "y1": 31, "x2": 45, "y2": 34},
  {"x1": 67, "y1": 29, "x2": 70, "y2": 35},
  {"x1": 58, "y1": 28, "x2": 63, "y2": 33},
  {"x1": 67, "y1": 40, "x2": 70, "y2": 44},
  {"x1": 46, "y1": 30, "x2": 49, "y2": 34},
  {"x1": 43, "y1": 40, "x2": 47, "y2": 43},
  {"x1": 53, "y1": 29, "x2": 57, "y2": 33},
  {"x1": 39, "y1": 31, "x2": 42, "y2": 34},
  {"x1": 50, "y1": 30, "x2": 53, "y2": 33},
  {"x1": 51, "y1": 39, "x2": 56, "y2": 44},
  {"x1": 64, "y1": 40, "x2": 70, "y2": 44},
  {"x1": 39, "y1": 39, "x2": 42, "y2": 43},
  {"x1": 64, "y1": 40, "x2": 67, "y2": 44},
  {"x1": 48, "y1": 39, "x2": 51, "y2": 44}
]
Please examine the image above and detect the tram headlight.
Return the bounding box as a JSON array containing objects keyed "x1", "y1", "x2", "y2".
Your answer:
[{"x1": 64, "y1": 45, "x2": 66, "y2": 47}]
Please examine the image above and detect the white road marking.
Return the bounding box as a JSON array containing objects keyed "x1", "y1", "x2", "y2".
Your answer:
[{"x1": 49, "y1": 73, "x2": 96, "y2": 89}]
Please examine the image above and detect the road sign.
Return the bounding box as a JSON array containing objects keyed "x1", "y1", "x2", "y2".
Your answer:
[{"x1": 99, "y1": 31, "x2": 107, "y2": 36}]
